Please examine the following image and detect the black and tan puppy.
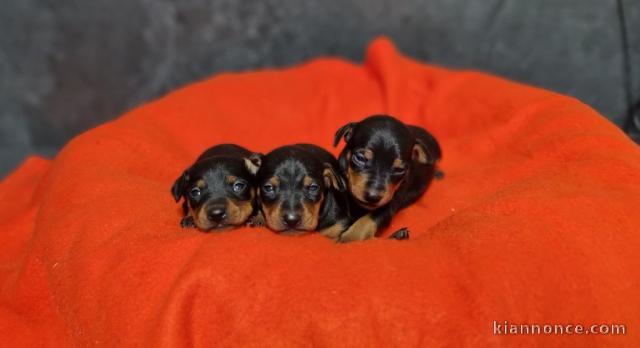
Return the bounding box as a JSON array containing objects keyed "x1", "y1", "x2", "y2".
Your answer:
[
  {"x1": 256, "y1": 144, "x2": 350, "y2": 239},
  {"x1": 171, "y1": 144, "x2": 262, "y2": 231},
  {"x1": 333, "y1": 115, "x2": 442, "y2": 242}
]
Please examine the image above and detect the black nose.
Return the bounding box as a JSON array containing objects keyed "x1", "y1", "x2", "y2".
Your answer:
[
  {"x1": 282, "y1": 212, "x2": 301, "y2": 229},
  {"x1": 364, "y1": 190, "x2": 382, "y2": 204},
  {"x1": 207, "y1": 206, "x2": 226, "y2": 222}
]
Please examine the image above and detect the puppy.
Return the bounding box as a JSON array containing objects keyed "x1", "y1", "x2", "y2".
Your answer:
[
  {"x1": 171, "y1": 144, "x2": 262, "y2": 231},
  {"x1": 333, "y1": 115, "x2": 442, "y2": 242},
  {"x1": 256, "y1": 144, "x2": 350, "y2": 239}
]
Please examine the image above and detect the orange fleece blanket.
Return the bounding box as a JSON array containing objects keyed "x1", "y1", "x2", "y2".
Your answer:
[{"x1": 1, "y1": 38, "x2": 639, "y2": 347}]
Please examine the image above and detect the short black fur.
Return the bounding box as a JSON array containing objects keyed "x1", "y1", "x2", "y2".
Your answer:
[
  {"x1": 171, "y1": 144, "x2": 262, "y2": 231},
  {"x1": 256, "y1": 144, "x2": 350, "y2": 238},
  {"x1": 333, "y1": 115, "x2": 442, "y2": 242}
]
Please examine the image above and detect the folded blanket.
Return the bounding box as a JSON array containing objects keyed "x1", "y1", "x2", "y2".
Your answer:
[{"x1": 1, "y1": 38, "x2": 639, "y2": 347}]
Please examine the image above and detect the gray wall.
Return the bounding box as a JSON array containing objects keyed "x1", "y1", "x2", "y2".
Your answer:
[{"x1": 1, "y1": 0, "x2": 639, "y2": 178}]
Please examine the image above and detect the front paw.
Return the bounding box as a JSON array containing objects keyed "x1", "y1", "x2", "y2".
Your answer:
[
  {"x1": 319, "y1": 222, "x2": 346, "y2": 240},
  {"x1": 389, "y1": 227, "x2": 410, "y2": 240},
  {"x1": 180, "y1": 216, "x2": 195, "y2": 228},
  {"x1": 338, "y1": 229, "x2": 367, "y2": 243},
  {"x1": 337, "y1": 215, "x2": 377, "y2": 243}
]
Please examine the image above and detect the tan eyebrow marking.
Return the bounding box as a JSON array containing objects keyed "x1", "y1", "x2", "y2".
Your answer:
[
  {"x1": 225, "y1": 175, "x2": 238, "y2": 184},
  {"x1": 362, "y1": 149, "x2": 373, "y2": 160},
  {"x1": 303, "y1": 176, "x2": 314, "y2": 186},
  {"x1": 392, "y1": 158, "x2": 406, "y2": 169}
]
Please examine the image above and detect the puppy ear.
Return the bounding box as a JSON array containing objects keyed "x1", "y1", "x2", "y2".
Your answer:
[
  {"x1": 412, "y1": 140, "x2": 436, "y2": 165},
  {"x1": 333, "y1": 122, "x2": 356, "y2": 147},
  {"x1": 244, "y1": 153, "x2": 263, "y2": 175},
  {"x1": 171, "y1": 171, "x2": 189, "y2": 202},
  {"x1": 338, "y1": 151, "x2": 349, "y2": 173},
  {"x1": 323, "y1": 163, "x2": 347, "y2": 192}
]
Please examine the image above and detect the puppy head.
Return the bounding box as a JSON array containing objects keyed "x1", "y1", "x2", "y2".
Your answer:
[
  {"x1": 171, "y1": 154, "x2": 261, "y2": 230},
  {"x1": 334, "y1": 115, "x2": 430, "y2": 209},
  {"x1": 256, "y1": 146, "x2": 345, "y2": 232}
]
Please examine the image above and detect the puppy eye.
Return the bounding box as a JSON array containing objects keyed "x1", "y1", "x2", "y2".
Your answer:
[
  {"x1": 232, "y1": 181, "x2": 246, "y2": 192},
  {"x1": 262, "y1": 184, "x2": 275, "y2": 193},
  {"x1": 189, "y1": 188, "x2": 201, "y2": 199},
  {"x1": 352, "y1": 152, "x2": 367, "y2": 166},
  {"x1": 308, "y1": 183, "x2": 319, "y2": 192}
]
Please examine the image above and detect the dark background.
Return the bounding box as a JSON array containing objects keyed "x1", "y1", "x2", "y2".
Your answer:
[{"x1": 1, "y1": 0, "x2": 639, "y2": 178}]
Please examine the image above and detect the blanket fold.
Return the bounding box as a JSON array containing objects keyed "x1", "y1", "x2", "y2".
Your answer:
[{"x1": 1, "y1": 38, "x2": 639, "y2": 347}]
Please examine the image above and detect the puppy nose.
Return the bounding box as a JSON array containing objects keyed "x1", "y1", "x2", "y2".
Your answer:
[
  {"x1": 282, "y1": 212, "x2": 301, "y2": 229},
  {"x1": 364, "y1": 190, "x2": 382, "y2": 204},
  {"x1": 207, "y1": 206, "x2": 226, "y2": 222}
]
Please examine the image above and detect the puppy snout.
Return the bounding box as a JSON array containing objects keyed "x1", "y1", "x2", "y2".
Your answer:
[
  {"x1": 207, "y1": 206, "x2": 226, "y2": 223},
  {"x1": 364, "y1": 190, "x2": 383, "y2": 204},
  {"x1": 282, "y1": 212, "x2": 301, "y2": 229}
]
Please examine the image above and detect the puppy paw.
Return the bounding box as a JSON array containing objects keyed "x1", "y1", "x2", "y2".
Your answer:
[
  {"x1": 319, "y1": 222, "x2": 346, "y2": 240},
  {"x1": 180, "y1": 216, "x2": 196, "y2": 228},
  {"x1": 337, "y1": 215, "x2": 377, "y2": 243},
  {"x1": 337, "y1": 230, "x2": 365, "y2": 243},
  {"x1": 389, "y1": 227, "x2": 410, "y2": 240}
]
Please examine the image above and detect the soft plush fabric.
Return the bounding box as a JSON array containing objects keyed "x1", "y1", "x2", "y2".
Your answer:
[{"x1": 1, "y1": 38, "x2": 639, "y2": 347}]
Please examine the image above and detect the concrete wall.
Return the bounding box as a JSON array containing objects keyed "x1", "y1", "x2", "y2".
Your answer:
[{"x1": 1, "y1": 0, "x2": 639, "y2": 177}]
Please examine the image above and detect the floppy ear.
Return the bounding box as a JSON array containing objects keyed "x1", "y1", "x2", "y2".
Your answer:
[
  {"x1": 412, "y1": 139, "x2": 436, "y2": 165},
  {"x1": 338, "y1": 151, "x2": 349, "y2": 173},
  {"x1": 333, "y1": 122, "x2": 356, "y2": 147},
  {"x1": 171, "y1": 171, "x2": 189, "y2": 202},
  {"x1": 323, "y1": 163, "x2": 347, "y2": 192},
  {"x1": 244, "y1": 153, "x2": 263, "y2": 175}
]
